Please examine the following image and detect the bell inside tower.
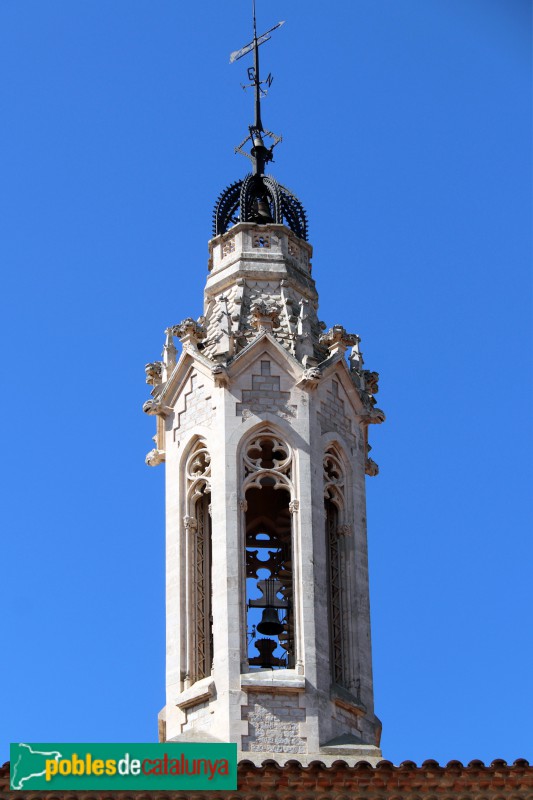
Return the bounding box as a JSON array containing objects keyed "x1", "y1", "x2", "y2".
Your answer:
[{"x1": 243, "y1": 433, "x2": 295, "y2": 670}]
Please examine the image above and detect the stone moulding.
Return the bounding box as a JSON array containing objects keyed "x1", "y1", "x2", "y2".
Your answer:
[
  {"x1": 175, "y1": 676, "x2": 215, "y2": 711},
  {"x1": 241, "y1": 671, "x2": 305, "y2": 694},
  {"x1": 331, "y1": 689, "x2": 366, "y2": 717}
]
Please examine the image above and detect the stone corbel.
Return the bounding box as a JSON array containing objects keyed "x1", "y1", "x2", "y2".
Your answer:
[
  {"x1": 239, "y1": 498, "x2": 248, "y2": 512},
  {"x1": 289, "y1": 499, "x2": 299, "y2": 514},
  {"x1": 145, "y1": 448, "x2": 166, "y2": 467},
  {"x1": 320, "y1": 325, "x2": 359, "y2": 357}
]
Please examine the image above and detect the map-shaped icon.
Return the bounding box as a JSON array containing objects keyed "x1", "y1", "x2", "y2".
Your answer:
[{"x1": 10, "y1": 743, "x2": 63, "y2": 790}]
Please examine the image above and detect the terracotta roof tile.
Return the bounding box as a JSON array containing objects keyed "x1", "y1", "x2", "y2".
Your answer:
[{"x1": 2, "y1": 758, "x2": 532, "y2": 799}]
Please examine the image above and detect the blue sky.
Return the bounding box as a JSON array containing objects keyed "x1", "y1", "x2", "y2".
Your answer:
[{"x1": 1, "y1": 0, "x2": 531, "y2": 767}]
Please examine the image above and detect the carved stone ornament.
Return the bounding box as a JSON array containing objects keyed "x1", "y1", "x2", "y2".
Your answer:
[
  {"x1": 365, "y1": 458, "x2": 379, "y2": 477},
  {"x1": 362, "y1": 370, "x2": 379, "y2": 395},
  {"x1": 142, "y1": 397, "x2": 171, "y2": 417},
  {"x1": 183, "y1": 515, "x2": 198, "y2": 531},
  {"x1": 337, "y1": 524, "x2": 352, "y2": 536},
  {"x1": 250, "y1": 300, "x2": 280, "y2": 333},
  {"x1": 324, "y1": 447, "x2": 346, "y2": 509},
  {"x1": 297, "y1": 365, "x2": 322, "y2": 390},
  {"x1": 320, "y1": 325, "x2": 359, "y2": 355},
  {"x1": 185, "y1": 441, "x2": 211, "y2": 504},
  {"x1": 242, "y1": 432, "x2": 294, "y2": 495},
  {"x1": 145, "y1": 448, "x2": 165, "y2": 467},
  {"x1": 239, "y1": 498, "x2": 248, "y2": 512},
  {"x1": 173, "y1": 318, "x2": 207, "y2": 347},
  {"x1": 211, "y1": 364, "x2": 229, "y2": 387},
  {"x1": 145, "y1": 361, "x2": 163, "y2": 385},
  {"x1": 359, "y1": 407, "x2": 386, "y2": 425},
  {"x1": 289, "y1": 499, "x2": 300, "y2": 514},
  {"x1": 349, "y1": 338, "x2": 363, "y2": 372}
]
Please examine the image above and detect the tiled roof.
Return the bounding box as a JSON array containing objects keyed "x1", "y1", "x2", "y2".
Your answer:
[{"x1": 1, "y1": 757, "x2": 532, "y2": 799}]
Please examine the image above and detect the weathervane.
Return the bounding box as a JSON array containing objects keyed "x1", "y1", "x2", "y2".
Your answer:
[
  {"x1": 213, "y1": 2, "x2": 307, "y2": 239},
  {"x1": 230, "y1": 0, "x2": 284, "y2": 175}
]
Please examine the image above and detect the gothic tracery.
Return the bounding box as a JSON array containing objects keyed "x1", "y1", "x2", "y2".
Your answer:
[{"x1": 242, "y1": 430, "x2": 295, "y2": 669}]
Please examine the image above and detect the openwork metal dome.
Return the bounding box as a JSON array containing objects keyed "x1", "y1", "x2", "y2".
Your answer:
[
  {"x1": 212, "y1": 172, "x2": 308, "y2": 241},
  {"x1": 213, "y1": 2, "x2": 308, "y2": 241}
]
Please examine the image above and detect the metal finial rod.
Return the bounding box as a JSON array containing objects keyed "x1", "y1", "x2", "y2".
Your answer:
[
  {"x1": 230, "y1": 2, "x2": 284, "y2": 174},
  {"x1": 252, "y1": 0, "x2": 263, "y2": 132}
]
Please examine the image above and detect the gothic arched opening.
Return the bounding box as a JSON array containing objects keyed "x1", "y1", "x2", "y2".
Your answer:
[
  {"x1": 324, "y1": 445, "x2": 349, "y2": 689},
  {"x1": 242, "y1": 432, "x2": 295, "y2": 670},
  {"x1": 184, "y1": 439, "x2": 213, "y2": 684}
]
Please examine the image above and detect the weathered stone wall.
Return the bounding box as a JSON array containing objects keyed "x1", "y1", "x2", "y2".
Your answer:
[
  {"x1": 241, "y1": 692, "x2": 306, "y2": 755},
  {"x1": 181, "y1": 700, "x2": 212, "y2": 734}
]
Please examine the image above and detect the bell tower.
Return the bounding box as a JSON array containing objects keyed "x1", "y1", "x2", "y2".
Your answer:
[{"x1": 144, "y1": 3, "x2": 385, "y2": 765}]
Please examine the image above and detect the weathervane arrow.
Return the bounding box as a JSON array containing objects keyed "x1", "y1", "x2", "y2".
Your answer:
[
  {"x1": 230, "y1": 0, "x2": 284, "y2": 175},
  {"x1": 229, "y1": 20, "x2": 285, "y2": 63}
]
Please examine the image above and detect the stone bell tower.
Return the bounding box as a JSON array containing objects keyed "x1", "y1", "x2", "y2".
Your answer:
[{"x1": 143, "y1": 6, "x2": 385, "y2": 766}]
